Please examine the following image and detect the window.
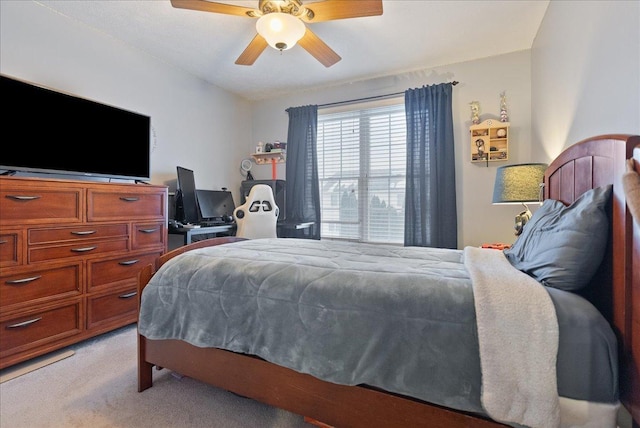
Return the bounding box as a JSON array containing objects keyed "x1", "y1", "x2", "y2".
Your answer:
[{"x1": 317, "y1": 99, "x2": 406, "y2": 244}]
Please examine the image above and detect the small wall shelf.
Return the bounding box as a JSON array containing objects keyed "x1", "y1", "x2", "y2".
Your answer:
[
  {"x1": 251, "y1": 152, "x2": 286, "y2": 165},
  {"x1": 470, "y1": 119, "x2": 509, "y2": 163}
]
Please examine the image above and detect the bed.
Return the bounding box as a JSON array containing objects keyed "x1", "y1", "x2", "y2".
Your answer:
[{"x1": 137, "y1": 134, "x2": 640, "y2": 428}]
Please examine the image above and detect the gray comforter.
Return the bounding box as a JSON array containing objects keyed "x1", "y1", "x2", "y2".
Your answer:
[{"x1": 137, "y1": 238, "x2": 618, "y2": 420}]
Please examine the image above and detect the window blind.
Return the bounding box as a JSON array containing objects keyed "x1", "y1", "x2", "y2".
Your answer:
[{"x1": 317, "y1": 101, "x2": 406, "y2": 244}]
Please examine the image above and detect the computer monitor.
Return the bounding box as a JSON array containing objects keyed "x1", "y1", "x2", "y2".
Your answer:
[
  {"x1": 196, "y1": 190, "x2": 236, "y2": 222},
  {"x1": 176, "y1": 166, "x2": 199, "y2": 224}
]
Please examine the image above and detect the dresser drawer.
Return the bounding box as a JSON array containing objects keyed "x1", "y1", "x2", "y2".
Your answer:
[
  {"x1": 1, "y1": 263, "x2": 82, "y2": 309},
  {"x1": 87, "y1": 251, "x2": 160, "y2": 292},
  {"x1": 87, "y1": 287, "x2": 138, "y2": 329},
  {"x1": 29, "y1": 224, "x2": 128, "y2": 245},
  {"x1": 29, "y1": 238, "x2": 129, "y2": 263},
  {"x1": 0, "y1": 300, "x2": 82, "y2": 357},
  {"x1": 132, "y1": 222, "x2": 165, "y2": 250},
  {"x1": 0, "y1": 187, "x2": 82, "y2": 225},
  {"x1": 0, "y1": 230, "x2": 22, "y2": 268},
  {"x1": 87, "y1": 189, "x2": 165, "y2": 222}
]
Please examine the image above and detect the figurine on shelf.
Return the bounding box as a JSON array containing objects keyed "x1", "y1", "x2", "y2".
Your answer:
[
  {"x1": 499, "y1": 91, "x2": 509, "y2": 122},
  {"x1": 470, "y1": 101, "x2": 481, "y2": 124},
  {"x1": 475, "y1": 138, "x2": 486, "y2": 159}
]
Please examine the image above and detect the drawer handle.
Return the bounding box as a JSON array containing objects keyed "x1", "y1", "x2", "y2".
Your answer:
[
  {"x1": 139, "y1": 228, "x2": 158, "y2": 234},
  {"x1": 6, "y1": 195, "x2": 41, "y2": 201},
  {"x1": 7, "y1": 317, "x2": 42, "y2": 328},
  {"x1": 71, "y1": 230, "x2": 97, "y2": 236},
  {"x1": 120, "y1": 197, "x2": 140, "y2": 202},
  {"x1": 119, "y1": 292, "x2": 137, "y2": 299},
  {"x1": 118, "y1": 259, "x2": 139, "y2": 266},
  {"x1": 6, "y1": 275, "x2": 42, "y2": 285},
  {"x1": 0, "y1": 240, "x2": 7, "y2": 244},
  {"x1": 71, "y1": 246, "x2": 97, "y2": 253}
]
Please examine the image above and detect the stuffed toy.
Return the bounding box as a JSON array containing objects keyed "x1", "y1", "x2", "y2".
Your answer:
[{"x1": 623, "y1": 158, "x2": 640, "y2": 225}]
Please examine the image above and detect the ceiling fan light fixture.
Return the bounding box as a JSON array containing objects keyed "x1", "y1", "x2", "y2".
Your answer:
[{"x1": 256, "y1": 12, "x2": 305, "y2": 51}]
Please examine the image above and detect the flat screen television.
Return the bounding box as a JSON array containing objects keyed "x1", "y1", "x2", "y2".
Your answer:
[{"x1": 0, "y1": 74, "x2": 151, "y2": 181}]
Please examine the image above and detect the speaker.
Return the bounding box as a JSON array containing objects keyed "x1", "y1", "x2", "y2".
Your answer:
[
  {"x1": 174, "y1": 189, "x2": 185, "y2": 222},
  {"x1": 241, "y1": 179, "x2": 286, "y2": 220}
]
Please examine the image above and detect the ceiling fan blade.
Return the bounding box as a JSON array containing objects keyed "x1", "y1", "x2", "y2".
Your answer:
[
  {"x1": 170, "y1": 0, "x2": 258, "y2": 18},
  {"x1": 297, "y1": 28, "x2": 341, "y2": 67},
  {"x1": 301, "y1": 0, "x2": 383, "y2": 23},
  {"x1": 235, "y1": 34, "x2": 269, "y2": 66}
]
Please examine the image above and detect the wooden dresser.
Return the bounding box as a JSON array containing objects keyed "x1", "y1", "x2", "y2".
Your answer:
[{"x1": 0, "y1": 176, "x2": 167, "y2": 369}]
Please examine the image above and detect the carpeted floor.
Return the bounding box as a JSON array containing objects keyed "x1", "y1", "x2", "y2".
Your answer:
[{"x1": 0, "y1": 325, "x2": 311, "y2": 428}]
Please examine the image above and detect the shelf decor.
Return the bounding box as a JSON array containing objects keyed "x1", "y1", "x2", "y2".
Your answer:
[
  {"x1": 499, "y1": 91, "x2": 509, "y2": 122},
  {"x1": 251, "y1": 141, "x2": 287, "y2": 179},
  {"x1": 470, "y1": 119, "x2": 509, "y2": 164},
  {"x1": 469, "y1": 101, "x2": 481, "y2": 125}
]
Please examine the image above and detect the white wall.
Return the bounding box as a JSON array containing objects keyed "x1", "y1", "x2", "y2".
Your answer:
[
  {"x1": 250, "y1": 51, "x2": 534, "y2": 248},
  {"x1": 531, "y1": 0, "x2": 640, "y2": 161},
  {"x1": 0, "y1": 0, "x2": 252, "y2": 201}
]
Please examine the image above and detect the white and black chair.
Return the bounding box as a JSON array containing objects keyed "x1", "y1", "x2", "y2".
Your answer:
[{"x1": 233, "y1": 184, "x2": 279, "y2": 239}]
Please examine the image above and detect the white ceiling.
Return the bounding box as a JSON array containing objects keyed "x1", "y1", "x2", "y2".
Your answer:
[{"x1": 35, "y1": 0, "x2": 549, "y2": 100}]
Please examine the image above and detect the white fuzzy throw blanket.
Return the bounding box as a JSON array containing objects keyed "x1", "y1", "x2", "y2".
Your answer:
[{"x1": 464, "y1": 247, "x2": 560, "y2": 428}]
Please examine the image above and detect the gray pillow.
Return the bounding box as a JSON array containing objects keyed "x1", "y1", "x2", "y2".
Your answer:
[{"x1": 503, "y1": 185, "x2": 612, "y2": 291}]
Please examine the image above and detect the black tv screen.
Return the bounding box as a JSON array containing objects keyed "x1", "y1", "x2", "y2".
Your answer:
[{"x1": 1, "y1": 74, "x2": 151, "y2": 181}]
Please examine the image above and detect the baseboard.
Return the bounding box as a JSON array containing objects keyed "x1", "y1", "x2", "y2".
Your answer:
[{"x1": 0, "y1": 350, "x2": 75, "y2": 384}]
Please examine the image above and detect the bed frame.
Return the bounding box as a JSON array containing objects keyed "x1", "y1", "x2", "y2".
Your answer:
[{"x1": 138, "y1": 134, "x2": 640, "y2": 427}]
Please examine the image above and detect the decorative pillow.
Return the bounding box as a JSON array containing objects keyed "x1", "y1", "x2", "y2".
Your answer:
[{"x1": 503, "y1": 185, "x2": 612, "y2": 291}]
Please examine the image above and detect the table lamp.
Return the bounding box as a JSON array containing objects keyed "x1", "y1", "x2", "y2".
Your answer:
[{"x1": 492, "y1": 163, "x2": 547, "y2": 235}]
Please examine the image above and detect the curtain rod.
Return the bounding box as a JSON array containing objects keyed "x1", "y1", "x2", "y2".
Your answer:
[{"x1": 317, "y1": 81, "x2": 459, "y2": 109}]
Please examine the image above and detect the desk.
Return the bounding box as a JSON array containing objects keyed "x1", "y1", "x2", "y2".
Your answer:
[
  {"x1": 168, "y1": 221, "x2": 315, "y2": 247},
  {"x1": 169, "y1": 224, "x2": 235, "y2": 245},
  {"x1": 277, "y1": 221, "x2": 315, "y2": 238}
]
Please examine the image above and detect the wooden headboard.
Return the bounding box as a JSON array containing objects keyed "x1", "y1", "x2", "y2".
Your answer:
[{"x1": 544, "y1": 134, "x2": 640, "y2": 425}]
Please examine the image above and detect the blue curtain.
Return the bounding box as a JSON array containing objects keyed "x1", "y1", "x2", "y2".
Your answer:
[
  {"x1": 404, "y1": 83, "x2": 457, "y2": 248},
  {"x1": 284, "y1": 105, "x2": 321, "y2": 239}
]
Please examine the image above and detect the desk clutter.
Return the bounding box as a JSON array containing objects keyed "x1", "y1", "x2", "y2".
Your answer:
[
  {"x1": 168, "y1": 219, "x2": 208, "y2": 230},
  {"x1": 174, "y1": 166, "x2": 237, "y2": 227}
]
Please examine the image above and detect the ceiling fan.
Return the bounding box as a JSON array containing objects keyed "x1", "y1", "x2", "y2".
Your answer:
[{"x1": 170, "y1": 0, "x2": 383, "y2": 67}]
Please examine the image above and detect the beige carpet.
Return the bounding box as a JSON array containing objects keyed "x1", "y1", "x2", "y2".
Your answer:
[{"x1": 0, "y1": 325, "x2": 311, "y2": 428}]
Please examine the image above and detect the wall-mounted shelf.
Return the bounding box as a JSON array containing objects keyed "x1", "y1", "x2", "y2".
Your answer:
[
  {"x1": 470, "y1": 119, "x2": 509, "y2": 163},
  {"x1": 252, "y1": 152, "x2": 286, "y2": 165}
]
